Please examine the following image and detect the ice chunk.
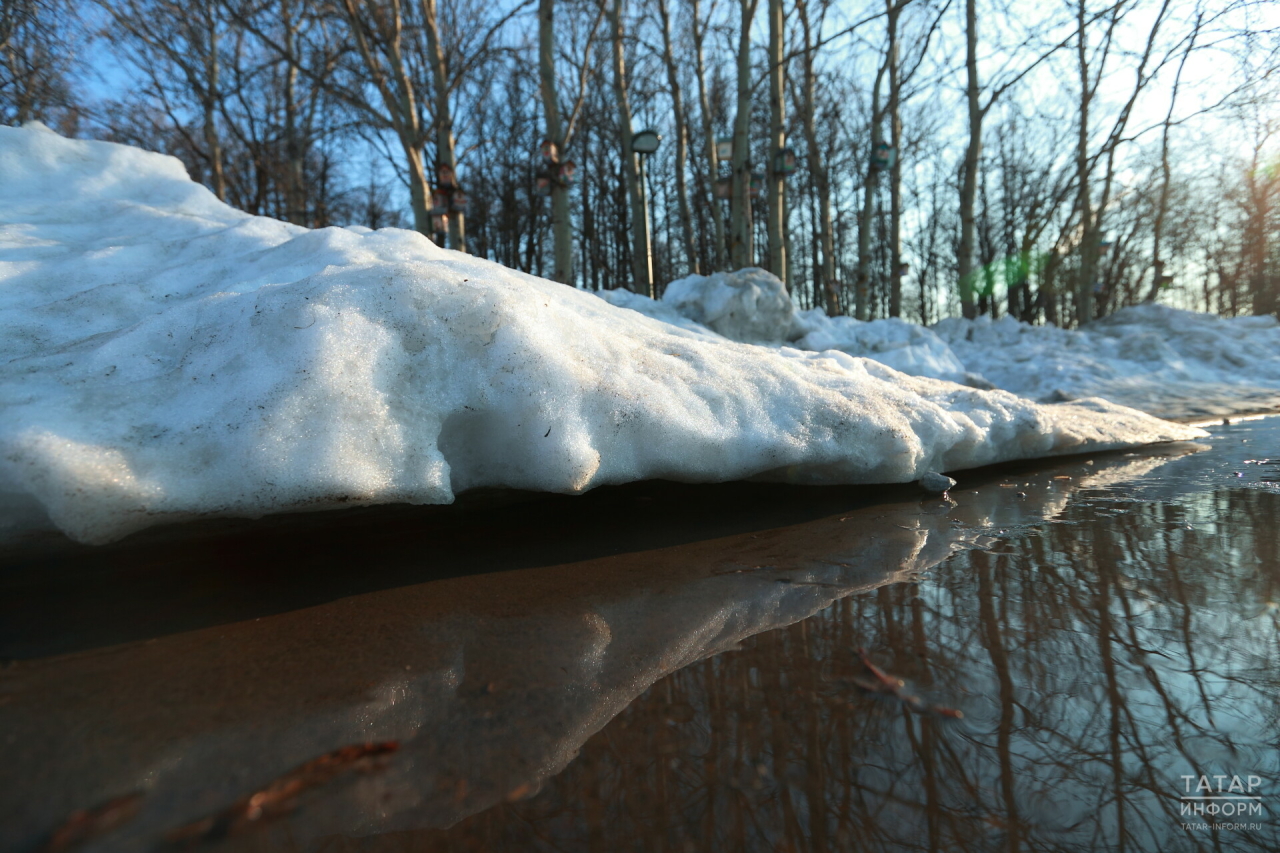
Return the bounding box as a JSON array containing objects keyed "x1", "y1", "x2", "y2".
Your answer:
[{"x1": 919, "y1": 472, "x2": 956, "y2": 494}]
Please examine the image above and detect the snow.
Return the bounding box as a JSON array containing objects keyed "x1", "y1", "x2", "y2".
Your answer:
[
  {"x1": 934, "y1": 307, "x2": 1280, "y2": 418},
  {"x1": 622, "y1": 268, "x2": 1280, "y2": 420},
  {"x1": 791, "y1": 308, "x2": 976, "y2": 385},
  {"x1": 661, "y1": 268, "x2": 797, "y2": 345},
  {"x1": 0, "y1": 126, "x2": 1202, "y2": 545}
]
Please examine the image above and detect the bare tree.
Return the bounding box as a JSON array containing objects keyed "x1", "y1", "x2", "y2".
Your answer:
[
  {"x1": 655, "y1": 0, "x2": 698, "y2": 275},
  {"x1": 764, "y1": 0, "x2": 785, "y2": 283},
  {"x1": 690, "y1": 0, "x2": 727, "y2": 271},
  {"x1": 727, "y1": 0, "x2": 760, "y2": 270},
  {"x1": 607, "y1": 0, "x2": 652, "y2": 294},
  {"x1": 1, "y1": 0, "x2": 78, "y2": 127}
]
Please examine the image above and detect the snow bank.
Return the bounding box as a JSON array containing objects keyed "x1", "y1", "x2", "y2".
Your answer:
[
  {"x1": 615, "y1": 266, "x2": 1280, "y2": 419},
  {"x1": 610, "y1": 272, "x2": 982, "y2": 384},
  {"x1": 791, "y1": 309, "x2": 975, "y2": 384},
  {"x1": 0, "y1": 126, "x2": 1200, "y2": 544},
  {"x1": 935, "y1": 307, "x2": 1280, "y2": 417}
]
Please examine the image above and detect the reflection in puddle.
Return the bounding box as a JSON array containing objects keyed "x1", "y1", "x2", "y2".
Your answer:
[{"x1": 3, "y1": 420, "x2": 1279, "y2": 852}]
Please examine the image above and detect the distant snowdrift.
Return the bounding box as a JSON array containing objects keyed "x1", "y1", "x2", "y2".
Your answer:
[
  {"x1": 0, "y1": 126, "x2": 1200, "y2": 544},
  {"x1": 614, "y1": 268, "x2": 1280, "y2": 419},
  {"x1": 935, "y1": 308, "x2": 1280, "y2": 417}
]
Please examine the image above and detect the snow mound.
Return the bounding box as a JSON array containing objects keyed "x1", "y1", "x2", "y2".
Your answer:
[
  {"x1": 660, "y1": 267, "x2": 798, "y2": 344},
  {"x1": 610, "y1": 272, "x2": 971, "y2": 384},
  {"x1": 935, "y1": 306, "x2": 1280, "y2": 417},
  {"x1": 792, "y1": 309, "x2": 972, "y2": 383},
  {"x1": 0, "y1": 127, "x2": 1202, "y2": 544},
  {"x1": 606, "y1": 267, "x2": 1280, "y2": 418}
]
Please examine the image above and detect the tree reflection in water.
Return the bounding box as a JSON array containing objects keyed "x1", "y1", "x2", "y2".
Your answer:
[{"x1": 351, "y1": 489, "x2": 1279, "y2": 853}]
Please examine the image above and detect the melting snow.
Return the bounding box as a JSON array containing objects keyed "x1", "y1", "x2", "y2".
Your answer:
[{"x1": 0, "y1": 127, "x2": 1203, "y2": 544}]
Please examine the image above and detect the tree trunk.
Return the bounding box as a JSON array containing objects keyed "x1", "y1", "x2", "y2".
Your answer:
[
  {"x1": 339, "y1": 0, "x2": 431, "y2": 236},
  {"x1": 423, "y1": 0, "x2": 465, "y2": 251},
  {"x1": 957, "y1": 0, "x2": 980, "y2": 319},
  {"x1": 728, "y1": 0, "x2": 760, "y2": 270},
  {"x1": 886, "y1": 3, "x2": 903, "y2": 317},
  {"x1": 765, "y1": 0, "x2": 786, "y2": 283},
  {"x1": 1145, "y1": 23, "x2": 1194, "y2": 303},
  {"x1": 796, "y1": 0, "x2": 838, "y2": 315},
  {"x1": 537, "y1": 0, "x2": 572, "y2": 282},
  {"x1": 202, "y1": 5, "x2": 226, "y2": 201},
  {"x1": 607, "y1": 0, "x2": 651, "y2": 295},
  {"x1": 280, "y1": 0, "x2": 305, "y2": 224},
  {"x1": 1074, "y1": 0, "x2": 1095, "y2": 325},
  {"x1": 691, "y1": 0, "x2": 727, "y2": 271},
  {"x1": 657, "y1": 0, "x2": 697, "y2": 275},
  {"x1": 855, "y1": 68, "x2": 884, "y2": 321}
]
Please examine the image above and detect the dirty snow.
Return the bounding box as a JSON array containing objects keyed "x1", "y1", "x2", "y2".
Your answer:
[{"x1": 0, "y1": 126, "x2": 1201, "y2": 544}]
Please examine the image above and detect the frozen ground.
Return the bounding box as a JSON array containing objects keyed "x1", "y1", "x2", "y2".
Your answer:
[
  {"x1": 614, "y1": 268, "x2": 1280, "y2": 420},
  {"x1": 0, "y1": 126, "x2": 1201, "y2": 545}
]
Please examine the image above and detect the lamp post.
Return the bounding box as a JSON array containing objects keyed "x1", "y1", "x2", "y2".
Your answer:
[{"x1": 631, "y1": 129, "x2": 662, "y2": 294}]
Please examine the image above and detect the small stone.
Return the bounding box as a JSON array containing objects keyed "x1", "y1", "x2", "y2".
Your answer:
[{"x1": 919, "y1": 472, "x2": 956, "y2": 494}]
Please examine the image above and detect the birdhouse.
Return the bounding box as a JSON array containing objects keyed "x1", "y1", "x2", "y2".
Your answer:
[
  {"x1": 436, "y1": 164, "x2": 457, "y2": 190},
  {"x1": 713, "y1": 176, "x2": 732, "y2": 200},
  {"x1": 1099, "y1": 239, "x2": 1112, "y2": 255},
  {"x1": 431, "y1": 213, "x2": 448, "y2": 233},
  {"x1": 716, "y1": 136, "x2": 734, "y2": 161},
  {"x1": 773, "y1": 147, "x2": 798, "y2": 177},
  {"x1": 871, "y1": 142, "x2": 895, "y2": 171},
  {"x1": 749, "y1": 172, "x2": 765, "y2": 198},
  {"x1": 450, "y1": 191, "x2": 468, "y2": 213},
  {"x1": 558, "y1": 160, "x2": 577, "y2": 183},
  {"x1": 429, "y1": 192, "x2": 449, "y2": 215},
  {"x1": 896, "y1": 263, "x2": 910, "y2": 277},
  {"x1": 535, "y1": 174, "x2": 553, "y2": 196},
  {"x1": 540, "y1": 139, "x2": 558, "y2": 161}
]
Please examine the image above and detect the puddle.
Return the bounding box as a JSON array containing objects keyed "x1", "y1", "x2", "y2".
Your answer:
[{"x1": 2, "y1": 419, "x2": 1279, "y2": 852}]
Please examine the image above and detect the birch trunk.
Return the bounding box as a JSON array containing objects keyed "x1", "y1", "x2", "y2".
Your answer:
[
  {"x1": 656, "y1": 0, "x2": 697, "y2": 274},
  {"x1": 855, "y1": 69, "x2": 883, "y2": 321},
  {"x1": 537, "y1": 0, "x2": 571, "y2": 281},
  {"x1": 796, "y1": 0, "x2": 838, "y2": 314},
  {"x1": 607, "y1": 0, "x2": 651, "y2": 295},
  {"x1": 423, "y1": 0, "x2": 466, "y2": 251},
  {"x1": 691, "y1": 0, "x2": 726, "y2": 270}
]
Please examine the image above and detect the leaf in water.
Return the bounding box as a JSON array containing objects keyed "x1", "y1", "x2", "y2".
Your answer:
[
  {"x1": 164, "y1": 741, "x2": 399, "y2": 847},
  {"x1": 42, "y1": 792, "x2": 144, "y2": 853}
]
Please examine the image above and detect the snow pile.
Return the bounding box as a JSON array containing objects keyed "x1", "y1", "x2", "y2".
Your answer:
[
  {"x1": 605, "y1": 272, "x2": 978, "y2": 383},
  {"x1": 0, "y1": 126, "x2": 1201, "y2": 544},
  {"x1": 659, "y1": 268, "x2": 797, "y2": 344},
  {"x1": 611, "y1": 266, "x2": 1280, "y2": 418},
  {"x1": 791, "y1": 309, "x2": 974, "y2": 384},
  {"x1": 935, "y1": 306, "x2": 1280, "y2": 417}
]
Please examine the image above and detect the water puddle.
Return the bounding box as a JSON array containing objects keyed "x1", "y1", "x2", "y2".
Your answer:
[{"x1": 2, "y1": 418, "x2": 1278, "y2": 852}]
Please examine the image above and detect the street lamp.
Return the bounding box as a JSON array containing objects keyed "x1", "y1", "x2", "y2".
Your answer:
[
  {"x1": 631, "y1": 129, "x2": 662, "y2": 294},
  {"x1": 632, "y1": 129, "x2": 662, "y2": 156}
]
